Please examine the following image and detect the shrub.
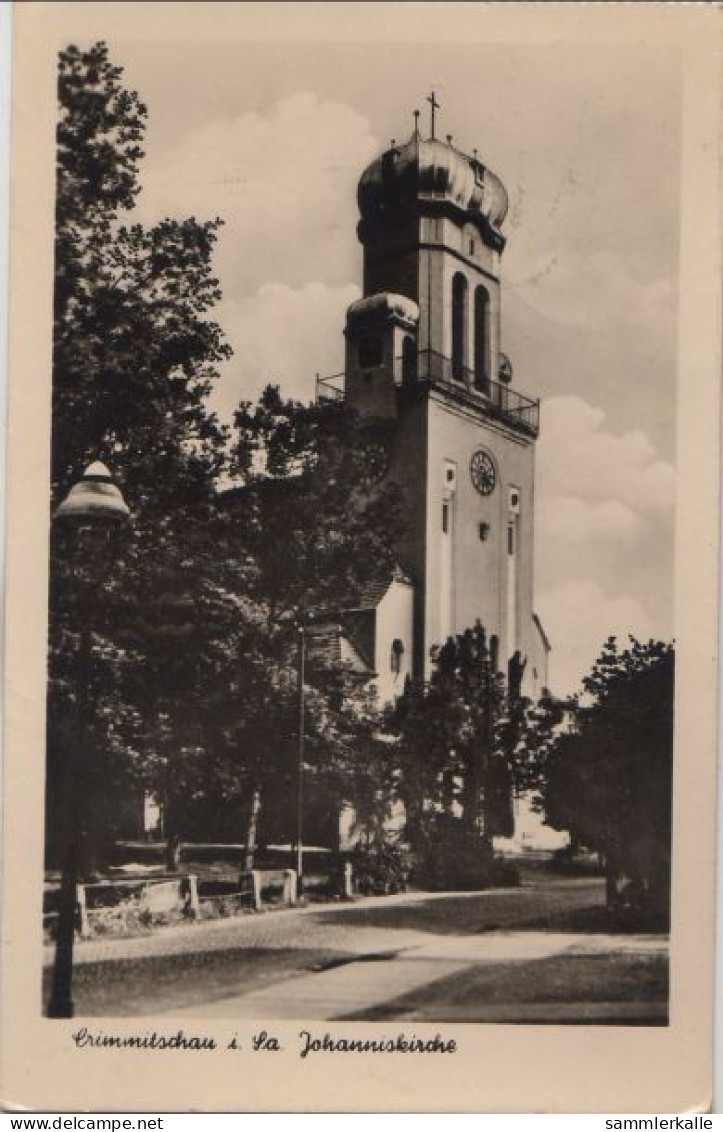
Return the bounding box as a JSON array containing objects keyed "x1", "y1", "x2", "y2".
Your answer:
[
  {"x1": 409, "y1": 814, "x2": 512, "y2": 891},
  {"x1": 351, "y1": 840, "x2": 411, "y2": 896}
]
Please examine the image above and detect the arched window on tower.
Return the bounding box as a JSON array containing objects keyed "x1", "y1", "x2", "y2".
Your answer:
[
  {"x1": 474, "y1": 285, "x2": 490, "y2": 395},
  {"x1": 451, "y1": 272, "x2": 468, "y2": 381},
  {"x1": 402, "y1": 335, "x2": 416, "y2": 385}
]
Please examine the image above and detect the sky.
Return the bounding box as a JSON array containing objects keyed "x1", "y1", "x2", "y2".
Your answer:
[{"x1": 109, "y1": 34, "x2": 680, "y2": 695}]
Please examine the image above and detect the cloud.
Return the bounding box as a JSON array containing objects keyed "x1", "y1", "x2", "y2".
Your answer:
[
  {"x1": 210, "y1": 280, "x2": 361, "y2": 420},
  {"x1": 132, "y1": 90, "x2": 376, "y2": 419},
  {"x1": 534, "y1": 396, "x2": 675, "y2": 692},
  {"x1": 508, "y1": 248, "x2": 676, "y2": 336},
  {"x1": 536, "y1": 580, "x2": 658, "y2": 695},
  {"x1": 135, "y1": 91, "x2": 377, "y2": 298},
  {"x1": 537, "y1": 496, "x2": 642, "y2": 546},
  {"x1": 538, "y1": 396, "x2": 675, "y2": 515}
]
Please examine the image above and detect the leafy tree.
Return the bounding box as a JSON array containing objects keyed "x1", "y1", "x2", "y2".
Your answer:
[
  {"x1": 47, "y1": 42, "x2": 239, "y2": 869},
  {"x1": 47, "y1": 43, "x2": 404, "y2": 871},
  {"x1": 389, "y1": 623, "x2": 528, "y2": 886},
  {"x1": 536, "y1": 636, "x2": 674, "y2": 915},
  {"x1": 213, "y1": 385, "x2": 406, "y2": 854},
  {"x1": 53, "y1": 41, "x2": 231, "y2": 507},
  {"x1": 230, "y1": 385, "x2": 403, "y2": 623},
  {"x1": 513, "y1": 690, "x2": 571, "y2": 804}
]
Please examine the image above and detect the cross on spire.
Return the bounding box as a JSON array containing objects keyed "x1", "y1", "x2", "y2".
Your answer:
[{"x1": 427, "y1": 90, "x2": 440, "y2": 139}]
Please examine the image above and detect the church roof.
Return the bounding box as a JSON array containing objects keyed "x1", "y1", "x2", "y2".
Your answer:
[
  {"x1": 304, "y1": 566, "x2": 412, "y2": 621},
  {"x1": 303, "y1": 566, "x2": 411, "y2": 678},
  {"x1": 358, "y1": 133, "x2": 508, "y2": 235},
  {"x1": 305, "y1": 624, "x2": 342, "y2": 667},
  {"x1": 305, "y1": 622, "x2": 375, "y2": 677},
  {"x1": 343, "y1": 565, "x2": 413, "y2": 611}
]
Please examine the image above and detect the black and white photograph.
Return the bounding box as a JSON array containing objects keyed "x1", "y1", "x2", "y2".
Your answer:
[{"x1": 2, "y1": 1, "x2": 719, "y2": 1115}]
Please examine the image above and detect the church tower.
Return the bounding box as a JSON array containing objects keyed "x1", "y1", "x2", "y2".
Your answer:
[{"x1": 321, "y1": 100, "x2": 548, "y2": 692}]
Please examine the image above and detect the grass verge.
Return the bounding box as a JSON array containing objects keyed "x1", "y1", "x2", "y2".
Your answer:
[{"x1": 343, "y1": 952, "x2": 669, "y2": 1024}]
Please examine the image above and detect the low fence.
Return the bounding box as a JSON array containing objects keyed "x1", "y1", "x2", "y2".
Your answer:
[
  {"x1": 195, "y1": 868, "x2": 298, "y2": 915},
  {"x1": 43, "y1": 862, "x2": 355, "y2": 940}
]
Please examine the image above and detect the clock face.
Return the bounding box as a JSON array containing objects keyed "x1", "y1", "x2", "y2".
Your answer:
[{"x1": 470, "y1": 449, "x2": 496, "y2": 496}]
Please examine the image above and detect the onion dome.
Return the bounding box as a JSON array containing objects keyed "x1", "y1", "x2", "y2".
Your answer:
[
  {"x1": 346, "y1": 292, "x2": 420, "y2": 331},
  {"x1": 358, "y1": 134, "x2": 508, "y2": 238}
]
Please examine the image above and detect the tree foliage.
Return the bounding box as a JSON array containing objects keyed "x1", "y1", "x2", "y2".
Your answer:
[
  {"x1": 230, "y1": 385, "x2": 403, "y2": 621},
  {"x1": 47, "y1": 43, "x2": 404, "y2": 865},
  {"x1": 48, "y1": 42, "x2": 243, "y2": 864},
  {"x1": 533, "y1": 636, "x2": 674, "y2": 912},
  {"x1": 388, "y1": 624, "x2": 528, "y2": 886},
  {"x1": 53, "y1": 42, "x2": 230, "y2": 506}
]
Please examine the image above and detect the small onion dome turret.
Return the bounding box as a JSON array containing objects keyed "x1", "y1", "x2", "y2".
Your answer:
[
  {"x1": 358, "y1": 135, "x2": 508, "y2": 246},
  {"x1": 346, "y1": 292, "x2": 420, "y2": 332}
]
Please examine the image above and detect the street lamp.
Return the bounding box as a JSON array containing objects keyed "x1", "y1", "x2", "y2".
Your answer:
[
  {"x1": 296, "y1": 620, "x2": 306, "y2": 896},
  {"x1": 48, "y1": 462, "x2": 131, "y2": 1018}
]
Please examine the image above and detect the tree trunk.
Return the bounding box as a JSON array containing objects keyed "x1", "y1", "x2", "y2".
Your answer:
[{"x1": 243, "y1": 787, "x2": 262, "y2": 873}]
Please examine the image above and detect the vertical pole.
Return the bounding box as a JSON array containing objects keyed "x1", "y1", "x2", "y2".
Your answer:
[
  {"x1": 296, "y1": 622, "x2": 305, "y2": 892},
  {"x1": 186, "y1": 874, "x2": 201, "y2": 920},
  {"x1": 48, "y1": 610, "x2": 91, "y2": 1018},
  {"x1": 427, "y1": 244, "x2": 432, "y2": 365},
  {"x1": 76, "y1": 884, "x2": 90, "y2": 940},
  {"x1": 243, "y1": 787, "x2": 262, "y2": 873}
]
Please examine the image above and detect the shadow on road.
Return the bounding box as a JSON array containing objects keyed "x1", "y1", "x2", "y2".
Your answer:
[{"x1": 310, "y1": 879, "x2": 669, "y2": 937}]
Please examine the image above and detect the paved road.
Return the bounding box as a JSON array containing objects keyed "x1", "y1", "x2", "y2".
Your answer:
[
  {"x1": 48, "y1": 872, "x2": 669, "y2": 1023},
  {"x1": 45, "y1": 886, "x2": 539, "y2": 967},
  {"x1": 45, "y1": 874, "x2": 609, "y2": 968}
]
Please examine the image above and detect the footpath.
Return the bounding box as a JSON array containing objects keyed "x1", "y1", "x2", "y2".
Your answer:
[{"x1": 158, "y1": 927, "x2": 667, "y2": 1023}]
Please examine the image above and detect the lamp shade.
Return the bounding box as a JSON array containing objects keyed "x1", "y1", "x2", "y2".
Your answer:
[{"x1": 55, "y1": 462, "x2": 131, "y2": 525}]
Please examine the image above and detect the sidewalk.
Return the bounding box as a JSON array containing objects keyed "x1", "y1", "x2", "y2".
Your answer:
[{"x1": 159, "y1": 929, "x2": 667, "y2": 1021}]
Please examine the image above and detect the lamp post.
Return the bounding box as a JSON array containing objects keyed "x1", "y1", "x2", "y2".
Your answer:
[
  {"x1": 296, "y1": 620, "x2": 306, "y2": 895},
  {"x1": 48, "y1": 462, "x2": 131, "y2": 1018}
]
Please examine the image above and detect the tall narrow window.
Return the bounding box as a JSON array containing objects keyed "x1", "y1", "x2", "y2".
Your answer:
[
  {"x1": 451, "y1": 272, "x2": 468, "y2": 381},
  {"x1": 440, "y1": 461, "x2": 456, "y2": 645},
  {"x1": 440, "y1": 500, "x2": 453, "y2": 641},
  {"x1": 474, "y1": 285, "x2": 490, "y2": 394},
  {"x1": 507, "y1": 520, "x2": 517, "y2": 658},
  {"x1": 358, "y1": 335, "x2": 383, "y2": 369},
  {"x1": 390, "y1": 638, "x2": 405, "y2": 675},
  {"x1": 402, "y1": 335, "x2": 416, "y2": 385},
  {"x1": 507, "y1": 487, "x2": 521, "y2": 660}
]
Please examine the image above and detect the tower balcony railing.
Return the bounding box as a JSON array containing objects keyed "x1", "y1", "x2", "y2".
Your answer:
[
  {"x1": 315, "y1": 349, "x2": 540, "y2": 437},
  {"x1": 315, "y1": 370, "x2": 345, "y2": 402}
]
